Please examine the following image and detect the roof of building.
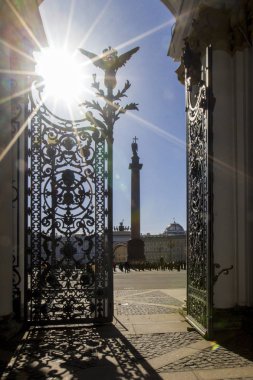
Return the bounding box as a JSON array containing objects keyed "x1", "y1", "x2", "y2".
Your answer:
[{"x1": 163, "y1": 221, "x2": 185, "y2": 236}]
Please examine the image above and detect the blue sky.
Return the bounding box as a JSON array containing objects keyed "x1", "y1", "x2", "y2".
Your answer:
[{"x1": 39, "y1": 0, "x2": 186, "y2": 234}]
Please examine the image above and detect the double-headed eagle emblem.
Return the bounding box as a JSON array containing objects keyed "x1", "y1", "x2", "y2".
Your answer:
[{"x1": 79, "y1": 46, "x2": 139, "y2": 89}]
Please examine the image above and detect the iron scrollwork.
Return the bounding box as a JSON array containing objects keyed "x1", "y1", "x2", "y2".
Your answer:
[
  {"x1": 186, "y1": 45, "x2": 213, "y2": 336},
  {"x1": 213, "y1": 264, "x2": 233, "y2": 284},
  {"x1": 26, "y1": 46, "x2": 139, "y2": 324},
  {"x1": 26, "y1": 83, "x2": 109, "y2": 323}
]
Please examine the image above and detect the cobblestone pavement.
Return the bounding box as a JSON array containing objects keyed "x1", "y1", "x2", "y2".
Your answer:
[
  {"x1": 114, "y1": 290, "x2": 149, "y2": 297},
  {"x1": 116, "y1": 290, "x2": 183, "y2": 306},
  {"x1": 127, "y1": 331, "x2": 202, "y2": 359},
  {"x1": 116, "y1": 303, "x2": 177, "y2": 315},
  {"x1": 2, "y1": 288, "x2": 253, "y2": 379},
  {"x1": 158, "y1": 345, "x2": 253, "y2": 372},
  {"x1": 114, "y1": 289, "x2": 253, "y2": 378},
  {"x1": 115, "y1": 289, "x2": 182, "y2": 315},
  {"x1": 3, "y1": 327, "x2": 253, "y2": 379},
  {"x1": 2, "y1": 326, "x2": 158, "y2": 379}
]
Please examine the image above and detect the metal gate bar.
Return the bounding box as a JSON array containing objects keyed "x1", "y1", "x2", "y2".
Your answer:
[
  {"x1": 185, "y1": 45, "x2": 214, "y2": 338},
  {"x1": 25, "y1": 83, "x2": 112, "y2": 324}
]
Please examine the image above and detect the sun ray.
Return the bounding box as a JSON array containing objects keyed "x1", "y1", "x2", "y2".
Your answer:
[
  {"x1": 5, "y1": 0, "x2": 43, "y2": 51},
  {"x1": 0, "y1": 80, "x2": 44, "y2": 106},
  {"x1": 73, "y1": 0, "x2": 112, "y2": 58},
  {"x1": 78, "y1": 18, "x2": 174, "y2": 71},
  {"x1": 0, "y1": 38, "x2": 35, "y2": 63},
  {"x1": 126, "y1": 107, "x2": 252, "y2": 181},
  {"x1": 0, "y1": 69, "x2": 41, "y2": 77},
  {"x1": 66, "y1": 101, "x2": 85, "y2": 155},
  {"x1": 125, "y1": 109, "x2": 253, "y2": 181},
  {"x1": 63, "y1": 0, "x2": 76, "y2": 51},
  {"x1": 75, "y1": 71, "x2": 184, "y2": 149},
  {"x1": 0, "y1": 97, "x2": 45, "y2": 162},
  {"x1": 50, "y1": 96, "x2": 60, "y2": 121},
  {"x1": 125, "y1": 110, "x2": 185, "y2": 149},
  {"x1": 37, "y1": 6, "x2": 55, "y2": 51},
  {"x1": 99, "y1": 93, "x2": 251, "y2": 180},
  {"x1": 129, "y1": 109, "x2": 253, "y2": 180},
  {"x1": 210, "y1": 155, "x2": 251, "y2": 180},
  {"x1": 79, "y1": 88, "x2": 185, "y2": 149},
  {"x1": 116, "y1": 19, "x2": 174, "y2": 53}
]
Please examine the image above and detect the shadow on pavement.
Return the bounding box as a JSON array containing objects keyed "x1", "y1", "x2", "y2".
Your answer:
[
  {"x1": 2, "y1": 324, "x2": 162, "y2": 379},
  {"x1": 215, "y1": 329, "x2": 253, "y2": 363}
]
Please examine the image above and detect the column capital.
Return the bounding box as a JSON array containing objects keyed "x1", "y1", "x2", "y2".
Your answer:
[
  {"x1": 168, "y1": 0, "x2": 253, "y2": 83},
  {"x1": 188, "y1": 1, "x2": 253, "y2": 55}
]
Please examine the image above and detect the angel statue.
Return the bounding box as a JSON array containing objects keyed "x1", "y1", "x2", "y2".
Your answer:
[
  {"x1": 79, "y1": 46, "x2": 139, "y2": 90},
  {"x1": 132, "y1": 136, "x2": 138, "y2": 157}
]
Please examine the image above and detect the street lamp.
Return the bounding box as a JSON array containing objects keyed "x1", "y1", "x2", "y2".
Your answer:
[{"x1": 79, "y1": 45, "x2": 139, "y2": 300}]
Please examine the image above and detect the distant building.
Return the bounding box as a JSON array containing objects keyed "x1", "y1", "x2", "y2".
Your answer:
[
  {"x1": 112, "y1": 220, "x2": 186, "y2": 264},
  {"x1": 113, "y1": 221, "x2": 131, "y2": 263},
  {"x1": 142, "y1": 221, "x2": 186, "y2": 263}
]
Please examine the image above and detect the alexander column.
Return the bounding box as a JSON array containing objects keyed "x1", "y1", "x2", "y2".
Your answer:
[{"x1": 127, "y1": 137, "x2": 145, "y2": 264}]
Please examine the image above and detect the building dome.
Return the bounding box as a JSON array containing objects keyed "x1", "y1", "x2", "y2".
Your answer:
[{"x1": 163, "y1": 221, "x2": 185, "y2": 236}]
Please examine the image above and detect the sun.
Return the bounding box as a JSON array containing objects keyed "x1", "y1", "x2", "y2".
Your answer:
[{"x1": 35, "y1": 47, "x2": 85, "y2": 104}]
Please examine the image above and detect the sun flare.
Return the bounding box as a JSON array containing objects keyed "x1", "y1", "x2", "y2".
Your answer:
[{"x1": 35, "y1": 48, "x2": 85, "y2": 104}]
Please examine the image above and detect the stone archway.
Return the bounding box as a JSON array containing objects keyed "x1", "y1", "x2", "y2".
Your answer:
[{"x1": 113, "y1": 244, "x2": 128, "y2": 264}]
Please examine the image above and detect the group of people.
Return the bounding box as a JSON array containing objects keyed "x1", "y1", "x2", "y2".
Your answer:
[
  {"x1": 113, "y1": 260, "x2": 186, "y2": 272},
  {"x1": 114, "y1": 261, "x2": 130, "y2": 273}
]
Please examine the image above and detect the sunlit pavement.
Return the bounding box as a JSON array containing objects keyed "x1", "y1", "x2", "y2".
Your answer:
[
  {"x1": 113, "y1": 268, "x2": 186, "y2": 290},
  {"x1": 1, "y1": 271, "x2": 253, "y2": 379}
]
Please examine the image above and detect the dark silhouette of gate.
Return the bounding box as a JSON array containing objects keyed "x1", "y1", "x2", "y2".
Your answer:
[
  {"x1": 25, "y1": 83, "x2": 113, "y2": 324},
  {"x1": 24, "y1": 45, "x2": 139, "y2": 324}
]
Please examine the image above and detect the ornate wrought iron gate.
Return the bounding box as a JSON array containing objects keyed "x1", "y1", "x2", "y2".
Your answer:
[
  {"x1": 185, "y1": 45, "x2": 214, "y2": 338},
  {"x1": 25, "y1": 83, "x2": 113, "y2": 324}
]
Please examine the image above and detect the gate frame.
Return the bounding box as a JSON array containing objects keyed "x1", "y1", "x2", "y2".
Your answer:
[
  {"x1": 185, "y1": 45, "x2": 214, "y2": 339},
  {"x1": 24, "y1": 84, "x2": 113, "y2": 325}
]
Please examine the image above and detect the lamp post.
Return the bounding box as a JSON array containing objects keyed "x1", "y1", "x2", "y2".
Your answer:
[{"x1": 79, "y1": 45, "x2": 139, "y2": 302}]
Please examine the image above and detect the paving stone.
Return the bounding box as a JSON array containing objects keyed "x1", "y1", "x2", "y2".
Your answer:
[
  {"x1": 158, "y1": 345, "x2": 253, "y2": 373},
  {"x1": 116, "y1": 303, "x2": 176, "y2": 315},
  {"x1": 3, "y1": 326, "x2": 154, "y2": 379},
  {"x1": 124, "y1": 290, "x2": 183, "y2": 306},
  {"x1": 126, "y1": 331, "x2": 202, "y2": 359},
  {"x1": 114, "y1": 290, "x2": 148, "y2": 297},
  {"x1": 2, "y1": 287, "x2": 253, "y2": 379}
]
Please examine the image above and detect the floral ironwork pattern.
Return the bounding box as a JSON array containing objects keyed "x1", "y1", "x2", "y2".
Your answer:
[
  {"x1": 26, "y1": 83, "x2": 110, "y2": 323},
  {"x1": 185, "y1": 45, "x2": 213, "y2": 337},
  {"x1": 26, "y1": 46, "x2": 139, "y2": 324}
]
